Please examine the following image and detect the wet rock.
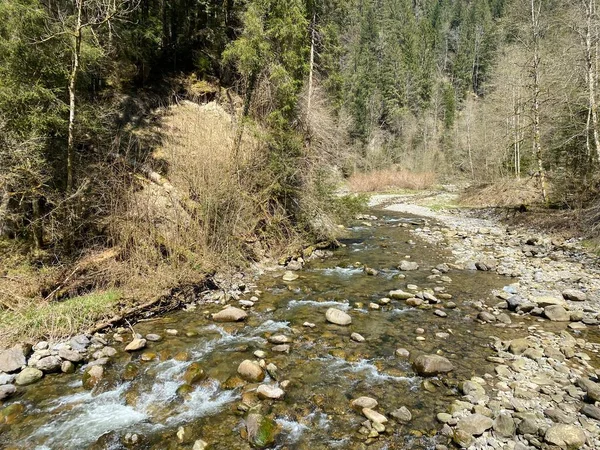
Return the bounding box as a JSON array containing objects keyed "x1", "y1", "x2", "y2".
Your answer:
[
  {"x1": 364, "y1": 267, "x2": 379, "y2": 276},
  {"x1": 183, "y1": 362, "x2": 206, "y2": 384},
  {"x1": 362, "y1": 408, "x2": 387, "y2": 424},
  {"x1": 268, "y1": 335, "x2": 291, "y2": 344},
  {"x1": 15, "y1": 367, "x2": 43, "y2": 386},
  {"x1": 391, "y1": 406, "x2": 412, "y2": 423},
  {"x1": 577, "y1": 377, "x2": 600, "y2": 402},
  {"x1": 256, "y1": 384, "x2": 284, "y2": 400},
  {"x1": 245, "y1": 412, "x2": 278, "y2": 448},
  {"x1": 351, "y1": 396, "x2": 378, "y2": 410},
  {"x1": 399, "y1": 261, "x2": 419, "y2": 271},
  {"x1": 193, "y1": 439, "x2": 209, "y2": 450},
  {"x1": 266, "y1": 363, "x2": 278, "y2": 380},
  {"x1": 389, "y1": 290, "x2": 413, "y2": 300},
  {"x1": 0, "y1": 384, "x2": 16, "y2": 401},
  {"x1": 412, "y1": 354, "x2": 454, "y2": 376},
  {"x1": 237, "y1": 360, "x2": 265, "y2": 382},
  {"x1": 145, "y1": 334, "x2": 162, "y2": 342},
  {"x1": 282, "y1": 271, "x2": 299, "y2": 282},
  {"x1": 212, "y1": 306, "x2": 248, "y2": 322},
  {"x1": 82, "y1": 365, "x2": 104, "y2": 389},
  {"x1": 35, "y1": 356, "x2": 62, "y2": 373},
  {"x1": 478, "y1": 311, "x2": 496, "y2": 323},
  {"x1": 272, "y1": 344, "x2": 290, "y2": 353},
  {"x1": 61, "y1": 361, "x2": 76, "y2": 373},
  {"x1": 0, "y1": 402, "x2": 24, "y2": 425},
  {"x1": 544, "y1": 305, "x2": 571, "y2": 322},
  {"x1": 581, "y1": 404, "x2": 600, "y2": 421},
  {"x1": 544, "y1": 424, "x2": 586, "y2": 449},
  {"x1": 434, "y1": 310, "x2": 447, "y2": 318},
  {"x1": 396, "y1": 348, "x2": 410, "y2": 358},
  {"x1": 351, "y1": 333, "x2": 365, "y2": 342},
  {"x1": 493, "y1": 413, "x2": 516, "y2": 437},
  {"x1": 325, "y1": 308, "x2": 352, "y2": 326},
  {"x1": 456, "y1": 413, "x2": 493, "y2": 436},
  {"x1": 125, "y1": 338, "x2": 147, "y2": 352},
  {"x1": 563, "y1": 289, "x2": 587, "y2": 302},
  {"x1": 0, "y1": 346, "x2": 27, "y2": 373},
  {"x1": 58, "y1": 347, "x2": 83, "y2": 363}
]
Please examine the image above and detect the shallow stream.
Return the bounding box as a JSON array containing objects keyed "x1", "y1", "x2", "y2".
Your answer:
[{"x1": 1, "y1": 210, "x2": 586, "y2": 449}]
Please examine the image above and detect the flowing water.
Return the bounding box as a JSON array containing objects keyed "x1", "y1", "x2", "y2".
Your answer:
[{"x1": 0, "y1": 211, "x2": 572, "y2": 449}]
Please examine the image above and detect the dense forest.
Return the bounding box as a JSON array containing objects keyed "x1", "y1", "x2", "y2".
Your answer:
[{"x1": 2, "y1": 0, "x2": 600, "y2": 306}]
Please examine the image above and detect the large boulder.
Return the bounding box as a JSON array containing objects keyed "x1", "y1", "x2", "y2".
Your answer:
[
  {"x1": 0, "y1": 346, "x2": 27, "y2": 373},
  {"x1": 577, "y1": 377, "x2": 600, "y2": 402},
  {"x1": 544, "y1": 424, "x2": 586, "y2": 449},
  {"x1": 212, "y1": 306, "x2": 248, "y2": 322},
  {"x1": 58, "y1": 347, "x2": 83, "y2": 363},
  {"x1": 412, "y1": 354, "x2": 454, "y2": 376},
  {"x1": 325, "y1": 308, "x2": 351, "y2": 326}
]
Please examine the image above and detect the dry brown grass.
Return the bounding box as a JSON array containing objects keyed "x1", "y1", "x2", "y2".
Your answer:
[
  {"x1": 348, "y1": 168, "x2": 436, "y2": 193},
  {"x1": 459, "y1": 178, "x2": 543, "y2": 208}
]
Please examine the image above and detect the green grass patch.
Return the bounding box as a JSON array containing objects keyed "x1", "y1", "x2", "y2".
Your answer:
[{"x1": 0, "y1": 290, "x2": 121, "y2": 343}]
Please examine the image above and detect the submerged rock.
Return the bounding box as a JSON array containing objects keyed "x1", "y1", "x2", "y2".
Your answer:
[
  {"x1": 282, "y1": 271, "x2": 299, "y2": 282},
  {"x1": 82, "y1": 365, "x2": 104, "y2": 389},
  {"x1": 182, "y1": 362, "x2": 206, "y2": 385},
  {"x1": 412, "y1": 355, "x2": 454, "y2": 376},
  {"x1": 244, "y1": 412, "x2": 279, "y2": 448},
  {"x1": 325, "y1": 308, "x2": 352, "y2": 326}
]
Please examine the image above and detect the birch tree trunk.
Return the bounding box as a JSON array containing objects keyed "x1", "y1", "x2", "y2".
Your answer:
[
  {"x1": 584, "y1": 0, "x2": 600, "y2": 162},
  {"x1": 67, "y1": 0, "x2": 83, "y2": 193},
  {"x1": 531, "y1": 0, "x2": 548, "y2": 203}
]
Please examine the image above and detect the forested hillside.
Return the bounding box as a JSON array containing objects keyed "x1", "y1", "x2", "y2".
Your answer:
[{"x1": 2, "y1": 0, "x2": 600, "y2": 334}]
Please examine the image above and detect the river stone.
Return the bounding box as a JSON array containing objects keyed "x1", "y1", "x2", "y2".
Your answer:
[
  {"x1": 268, "y1": 335, "x2": 291, "y2": 344},
  {"x1": 544, "y1": 424, "x2": 586, "y2": 449},
  {"x1": 478, "y1": 311, "x2": 496, "y2": 323},
  {"x1": 509, "y1": 338, "x2": 530, "y2": 355},
  {"x1": 256, "y1": 384, "x2": 284, "y2": 400},
  {"x1": 461, "y1": 380, "x2": 485, "y2": 397},
  {"x1": 581, "y1": 404, "x2": 600, "y2": 421},
  {"x1": 35, "y1": 356, "x2": 62, "y2": 373},
  {"x1": 412, "y1": 354, "x2": 454, "y2": 376},
  {"x1": 183, "y1": 362, "x2": 206, "y2": 384},
  {"x1": 399, "y1": 261, "x2": 419, "y2": 271},
  {"x1": 351, "y1": 333, "x2": 365, "y2": 342},
  {"x1": 493, "y1": 413, "x2": 516, "y2": 437},
  {"x1": 282, "y1": 271, "x2": 299, "y2": 282},
  {"x1": 272, "y1": 344, "x2": 290, "y2": 353},
  {"x1": 352, "y1": 396, "x2": 378, "y2": 410},
  {"x1": 69, "y1": 335, "x2": 90, "y2": 352},
  {"x1": 0, "y1": 347, "x2": 27, "y2": 373},
  {"x1": 58, "y1": 347, "x2": 83, "y2": 363},
  {"x1": 563, "y1": 289, "x2": 587, "y2": 302},
  {"x1": 61, "y1": 360, "x2": 76, "y2": 373},
  {"x1": 146, "y1": 334, "x2": 162, "y2": 342},
  {"x1": 125, "y1": 338, "x2": 147, "y2": 352},
  {"x1": 245, "y1": 412, "x2": 278, "y2": 448},
  {"x1": 437, "y1": 413, "x2": 452, "y2": 424},
  {"x1": 15, "y1": 368, "x2": 43, "y2": 386},
  {"x1": 577, "y1": 377, "x2": 600, "y2": 402},
  {"x1": 389, "y1": 290, "x2": 413, "y2": 300},
  {"x1": 0, "y1": 384, "x2": 16, "y2": 401},
  {"x1": 362, "y1": 408, "x2": 387, "y2": 424},
  {"x1": 457, "y1": 413, "x2": 493, "y2": 436},
  {"x1": 453, "y1": 430, "x2": 474, "y2": 448},
  {"x1": 82, "y1": 365, "x2": 104, "y2": 389},
  {"x1": 325, "y1": 308, "x2": 351, "y2": 326},
  {"x1": 396, "y1": 348, "x2": 410, "y2": 358},
  {"x1": 237, "y1": 360, "x2": 265, "y2": 382},
  {"x1": 534, "y1": 296, "x2": 566, "y2": 307},
  {"x1": 0, "y1": 373, "x2": 15, "y2": 385},
  {"x1": 544, "y1": 305, "x2": 571, "y2": 322},
  {"x1": 212, "y1": 306, "x2": 248, "y2": 322},
  {"x1": 193, "y1": 439, "x2": 209, "y2": 450},
  {"x1": 391, "y1": 406, "x2": 412, "y2": 423}
]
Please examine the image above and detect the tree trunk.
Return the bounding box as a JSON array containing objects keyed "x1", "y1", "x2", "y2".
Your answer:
[
  {"x1": 0, "y1": 189, "x2": 9, "y2": 238},
  {"x1": 531, "y1": 0, "x2": 548, "y2": 203},
  {"x1": 585, "y1": 0, "x2": 600, "y2": 162},
  {"x1": 67, "y1": 0, "x2": 83, "y2": 193},
  {"x1": 307, "y1": 14, "x2": 316, "y2": 126}
]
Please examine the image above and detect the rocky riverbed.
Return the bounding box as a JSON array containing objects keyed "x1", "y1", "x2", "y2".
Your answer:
[{"x1": 0, "y1": 194, "x2": 599, "y2": 449}]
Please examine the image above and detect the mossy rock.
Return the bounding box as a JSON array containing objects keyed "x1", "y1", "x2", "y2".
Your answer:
[
  {"x1": 182, "y1": 362, "x2": 206, "y2": 385},
  {"x1": 121, "y1": 363, "x2": 139, "y2": 381},
  {"x1": 1, "y1": 403, "x2": 25, "y2": 425}
]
